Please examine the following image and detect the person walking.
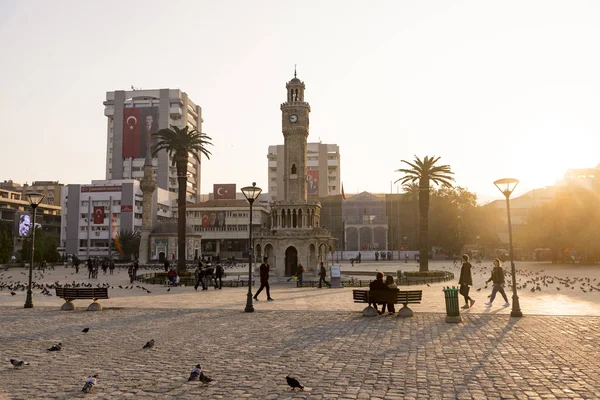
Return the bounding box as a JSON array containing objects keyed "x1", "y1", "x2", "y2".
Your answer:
[
  {"x1": 109, "y1": 259, "x2": 115, "y2": 275},
  {"x1": 194, "y1": 261, "x2": 207, "y2": 291},
  {"x1": 74, "y1": 256, "x2": 80, "y2": 274},
  {"x1": 459, "y1": 254, "x2": 475, "y2": 308},
  {"x1": 215, "y1": 263, "x2": 224, "y2": 289},
  {"x1": 253, "y1": 256, "x2": 273, "y2": 301},
  {"x1": 485, "y1": 258, "x2": 510, "y2": 307},
  {"x1": 204, "y1": 263, "x2": 215, "y2": 289},
  {"x1": 87, "y1": 258, "x2": 94, "y2": 279},
  {"x1": 318, "y1": 262, "x2": 330, "y2": 288},
  {"x1": 295, "y1": 263, "x2": 305, "y2": 287},
  {"x1": 164, "y1": 260, "x2": 170, "y2": 272}
]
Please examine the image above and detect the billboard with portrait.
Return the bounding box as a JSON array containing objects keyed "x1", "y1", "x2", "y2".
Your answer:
[
  {"x1": 15, "y1": 212, "x2": 41, "y2": 237},
  {"x1": 201, "y1": 211, "x2": 226, "y2": 227},
  {"x1": 123, "y1": 106, "x2": 159, "y2": 159},
  {"x1": 307, "y1": 170, "x2": 319, "y2": 196}
]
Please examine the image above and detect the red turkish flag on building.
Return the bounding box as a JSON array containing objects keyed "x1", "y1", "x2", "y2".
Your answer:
[
  {"x1": 214, "y1": 184, "x2": 236, "y2": 200},
  {"x1": 93, "y1": 206, "x2": 105, "y2": 224},
  {"x1": 201, "y1": 212, "x2": 211, "y2": 228},
  {"x1": 123, "y1": 107, "x2": 141, "y2": 158}
]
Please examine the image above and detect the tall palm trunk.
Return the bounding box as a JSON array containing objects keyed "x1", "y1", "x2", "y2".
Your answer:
[
  {"x1": 419, "y1": 179, "x2": 429, "y2": 272},
  {"x1": 176, "y1": 158, "x2": 187, "y2": 273}
]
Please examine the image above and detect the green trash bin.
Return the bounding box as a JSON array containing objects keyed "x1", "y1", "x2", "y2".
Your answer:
[{"x1": 443, "y1": 286, "x2": 461, "y2": 322}]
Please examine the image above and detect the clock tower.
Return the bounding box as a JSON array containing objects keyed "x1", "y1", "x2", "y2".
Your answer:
[
  {"x1": 254, "y1": 70, "x2": 333, "y2": 278},
  {"x1": 280, "y1": 70, "x2": 310, "y2": 203}
]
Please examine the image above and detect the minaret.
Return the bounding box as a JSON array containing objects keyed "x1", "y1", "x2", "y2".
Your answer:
[
  {"x1": 280, "y1": 67, "x2": 311, "y2": 202},
  {"x1": 138, "y1": 139, "x2": 157, "y2": 264}
]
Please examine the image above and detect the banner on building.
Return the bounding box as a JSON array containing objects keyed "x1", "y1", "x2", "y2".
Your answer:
[
  {"x1": 213, "y1": 184, "x2": 236, "y2": 200},
  {"x1": 120, "y1": 205, "x2": 133, "y2": 212},
  {"x1": 201, "y1": 212, "x2": 211, "y2": 228},
  {"x1": 307, "y1": 170, "x2": 319, "y2": 196},
  {"x1": 93, "y1": 206, "x2": 105, "y2": 224},
  {"x1": 201, "y1": 211, "x2": 226, "y2": 227},
  {"x1": 81, "y1": 185, "x2": 121, "y2": 193},
  {"x1": 123, "y1": 106, "x2": 159, "y2": 159}
]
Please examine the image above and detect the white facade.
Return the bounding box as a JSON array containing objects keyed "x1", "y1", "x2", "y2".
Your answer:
[
  {"x1": 61, "y1": 180, "x2": 174, "y2": 259},
  {"x1": 184, "y1": 193, "x2": 271, "y2": 259},
  {"x1": 103, "y1": 88, "x2": 203, "y2": 203},
  {"x1": 267, "y1": 142, "x2": 341, "y2": 201}
]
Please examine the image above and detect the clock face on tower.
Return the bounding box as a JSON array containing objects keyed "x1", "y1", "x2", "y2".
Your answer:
[{"x1": 289, "y1": 114, "x2": 298, "y2": 123}]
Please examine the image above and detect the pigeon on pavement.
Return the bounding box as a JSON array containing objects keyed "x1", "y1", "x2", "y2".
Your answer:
[
  {"x1": 188, "y1": 364, "x2": 202, "y2": 381},
  {"x1": 187, "y1": 363, "x2": 213, "y2": 383},
  {"x1": 47, "y1": 342, "x2": 63, "y2": 351},
  {"x1": 82, "y1": 328, "x2": 89, "y2": 333},
  {"x1": 10, "y1": 359, "x2": 29, "y2": 368},
  {"x1": 143, "y1": 339, "x2": 155, "y2": 349},
  {"x1": 286, "y1": 375, "x2": 304, "y2": 391},
  {"x1": 81, "y1": 374, "x2": 99, "y2": 393}
]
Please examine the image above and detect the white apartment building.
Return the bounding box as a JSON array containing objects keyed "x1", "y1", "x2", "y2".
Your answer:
[
  {"x1": 61, "y1": 180, "x2": 173, "y2": 259},
  {"x1": 267, "y1": 142, "x2": 341, "y2": 201},
  {"x1": 103, "y1": 88, "x2": 203, "y2": 203}
]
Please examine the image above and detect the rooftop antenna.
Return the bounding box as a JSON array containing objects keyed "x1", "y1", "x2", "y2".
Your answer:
[{"x1": 294, "y1": 64, "x2": 297, "y2": 78}]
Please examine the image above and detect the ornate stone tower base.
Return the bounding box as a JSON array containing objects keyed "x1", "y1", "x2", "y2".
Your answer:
[{"x1": 138, "y1": 161, "x2": 157, "y2": 264}]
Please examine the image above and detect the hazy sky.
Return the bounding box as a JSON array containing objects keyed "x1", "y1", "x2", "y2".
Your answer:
[{"x1": 1, "y1": 0, "x2": 599, "y2": 203}]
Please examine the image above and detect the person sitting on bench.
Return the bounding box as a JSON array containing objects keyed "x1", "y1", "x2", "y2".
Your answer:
[
  {"x1": 167, "y1": 268, "x2": 179, "y2": 286},
  {"x1": 369, "y1": 272, "x2": 387, "y2": 314}
]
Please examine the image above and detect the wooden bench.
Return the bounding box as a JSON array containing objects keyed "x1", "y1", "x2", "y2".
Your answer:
[
  {"x1": 353, "y1": 289, "x2": 423, "y2": 317},
  {"x1": 55, "y1": 287, "x2": 109, "y2": 311}
]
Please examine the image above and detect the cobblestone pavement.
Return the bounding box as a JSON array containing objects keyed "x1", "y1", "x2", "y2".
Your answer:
[
  {"x1": 1, "y1": 261, "x2": 600, "y2": 316},
  {"x1": 1, "y1": 306, "x2": 599, "y2": 399}
]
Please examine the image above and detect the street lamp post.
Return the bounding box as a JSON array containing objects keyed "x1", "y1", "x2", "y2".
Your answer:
[
  {"x1": 24, "y1": 192, "x2": 45, "y2": 309},
  {"x1": 403, "y1": 235, "x2": 408, "y2": 263},
  {"x1": 241, "y1": 183, "x2": 262, "y2": 313},
  {"x1": 494, "y1": 178, "x2": 522, "y2": 318}
]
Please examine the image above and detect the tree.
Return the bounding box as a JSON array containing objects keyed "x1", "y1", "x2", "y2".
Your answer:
[
  {"x1": 395, "y1": 155, "x2": 454, "y2": 271},
  {"x1": 153, "y1": 125, "x2": 212, "y2": 272},
  {"x1": 20, "y1": 227, "x2": 54, "y2": 264},
  {"x1": 117, "y1": 230, "x2": 141, "y2": 261},
  {"x1": 0, "y1": 230, "x2": 12, "y2": 263}
]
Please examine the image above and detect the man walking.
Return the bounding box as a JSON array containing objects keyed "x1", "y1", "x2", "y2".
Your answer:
[
  {"x1": 318, "y1": 262, "x2": 330, "y2": 288},
  {"x1": 485, "y1": 258, "x2": 510, "y2": 307},
  {"x1": 295, "y1": 263, "x2": 305, "y2": 287},
  {"x1": 253, "y1": 256, "x2": 273, "y2": 301},
  {"x1": 194, "y1": 261, "x2": 206, "y2": 291},
  {"x1": 459, "y1": 254, "x2": 475, "y2": 308},
  {"x1": 215, "y1": 263, "x2": 224, "y2": 289}
]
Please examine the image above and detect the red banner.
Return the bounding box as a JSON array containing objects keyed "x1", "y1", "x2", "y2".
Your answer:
[
  {"x1": 123, "y1": 107, "x2": 141, "y2": 158},
  {"x1": 81, "y1": 185, "x2": 121, "y2": 193},
  {"x1": 307, "y1": 170, "x2": 319, "y2": 196},
  {"x1": 201, "y1": 212, "x2": 211, "y2": 228},
  {"x1": 120, "y1": 205, "x2": 133, "y2": 212},
  {"x1": 214, "y1": 184, "x2": 236, "y2": 200},
  {"x1": 93, "y1": 206, "x2": 105, "y2": 224}
]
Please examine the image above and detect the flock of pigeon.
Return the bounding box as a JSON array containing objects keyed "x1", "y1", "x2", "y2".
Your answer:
[
  {"x1": 8, "y1": 326, "x2": 305, "y2": 394},
  {"x1": 440, "y1": 262, "x2": 600, "y2": 294}
]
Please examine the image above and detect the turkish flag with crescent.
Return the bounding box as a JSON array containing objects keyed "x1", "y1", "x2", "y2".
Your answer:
[
  {"x1": 123, "y1": 107, "x2": 141, "y2": 158},
  {"x1": 214, "y1": 184, "x2": 236, "y2": 200},
  {"x1": 201, "y1": 212, "x2": 211, "y2": 228},
  {"x1": 93, "y1": 206, "x2": 105, "y2": 224}
]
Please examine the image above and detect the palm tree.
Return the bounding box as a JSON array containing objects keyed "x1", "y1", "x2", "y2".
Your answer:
[
  {"x1": 395, "y1": 155, "x2": 454, "y2": 271},
  {"x1": 116, "y1": 229, "x2": 141, "y2": 261},
  {"x1": 153, "y1": 126, "x2": 212, "y2": 273}
]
